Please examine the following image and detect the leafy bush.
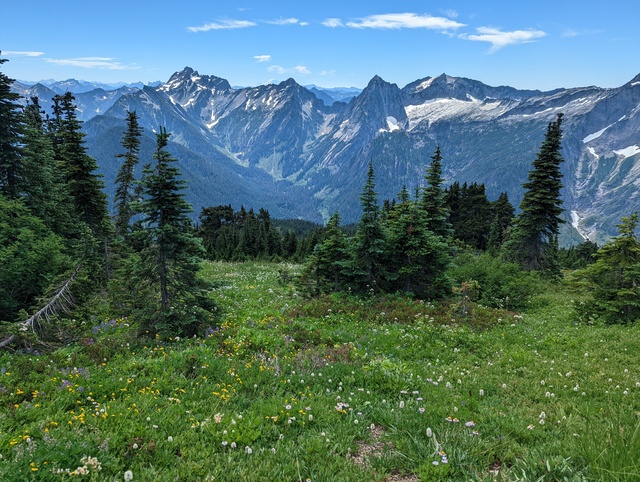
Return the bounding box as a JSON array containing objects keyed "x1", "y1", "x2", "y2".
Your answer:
[{"x1": 449, "y1": 252, "x2": 546, "y2": 310}]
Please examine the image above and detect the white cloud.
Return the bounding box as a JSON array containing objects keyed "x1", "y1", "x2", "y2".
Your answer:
[
  {"x1": 322, "y1": 18, "x2": 344, "y2": 28},
  {"x1": 266, "y1": 17, "x2": 300, "y2": 25},
  {"x1": 44, "y1": 57, "x2": 137, "y2": 70},
  {"x1": 267, "y1": 65, "x2": 310, "y2": 75},
  {"x1": 254, "y1": 54, "x2": 271, "y2": 63},
  {"x1": 320, "y1": 70, "x2": 336, "y2": 76},
  {"x1": 461, "y1": 27, "x2": 546, "y2": 52},
  {"x1": 188, "y1": 19, "x2": 257, "y2": 32},
  {"x1": 2, "y1": 51, "x2": 44, "y2": 57},
  {"x1": 344, "y1": 13, "x2": 465, "y2": 31},
  {"x1": 561, "y1": 28, "x2": 603, "y2": 38},
  {"x1": 442, "y1": 9, "x2": 459, "y2": 19}
]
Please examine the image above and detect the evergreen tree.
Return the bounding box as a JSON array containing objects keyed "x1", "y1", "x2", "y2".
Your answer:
[
  {"x1": 487, "y1": 192, "x2": 515, "y2": 253},
  {"x1": 301, "y1": 212, "x2": 349, "y2": 294},
  {"x1": 504, "y1": 113, "x2": 565, "y2": 276},
  {"x1": 114, "y1": 110, "x2": 143, "y2": 237},
  {"x1": 0, "y1": 53, "x2": 23, "y2": 199},
  {"x1": 576, "y1": 214, "x2": 640, "y2": 323},
  {"x1": 386, "y1": 188, "x2": 451, "y2": 298},
  {"x1": 20, "y1": 97, "x2": 76, "y2": 237},
  {"x1": 422, "y1": 145, "x2": 451, "y2": 239},
  {"x1": 134, "y1": 127, "x2": 216, "y2": 336},
  {"x1": 51, "y1": 92, "x2": 109, "y2": 236},
  {"x1": 348, "y1": 161, "x2": 389, "y2": 292}
]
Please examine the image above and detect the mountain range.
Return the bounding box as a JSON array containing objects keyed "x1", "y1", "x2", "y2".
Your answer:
[{"x1": 13, "y1": 68, "x2": 640, "y2": 242}]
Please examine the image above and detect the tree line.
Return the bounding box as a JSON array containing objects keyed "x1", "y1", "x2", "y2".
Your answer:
[{"x1": 2, "y1": 49, "x2": 639, "y2": 351}]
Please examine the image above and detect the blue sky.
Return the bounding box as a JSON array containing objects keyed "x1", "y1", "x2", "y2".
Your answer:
[{"x1": 2, "y1": 0, "x2": 639, "y2": 91}]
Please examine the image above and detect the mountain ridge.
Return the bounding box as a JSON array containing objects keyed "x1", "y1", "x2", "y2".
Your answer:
[{"x1": 13, "y1": 67, "x2": 640, "y2": 241}]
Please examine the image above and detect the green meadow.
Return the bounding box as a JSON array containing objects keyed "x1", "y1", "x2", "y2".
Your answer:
[{"x1": 1, "y1": 261, "x2": 639, "y2": 481}]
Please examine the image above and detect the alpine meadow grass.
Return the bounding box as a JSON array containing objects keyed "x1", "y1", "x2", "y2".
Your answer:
[{"x1": 1, "y1": 261, "x2": 639, "y2": 481}]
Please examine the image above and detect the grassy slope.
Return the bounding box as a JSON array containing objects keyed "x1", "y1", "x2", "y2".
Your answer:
[{"x1": 0, "y1": 261, "x2": 639, "y2": 481}]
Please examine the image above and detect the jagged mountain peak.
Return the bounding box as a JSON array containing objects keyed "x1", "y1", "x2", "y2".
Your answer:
[{"x1": 160, "y1": 67, "x2": 232, "y2": 93}]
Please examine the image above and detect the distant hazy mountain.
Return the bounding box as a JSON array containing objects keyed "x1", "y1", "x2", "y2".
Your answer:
[{"x1": 12, "y1": 68, "x2": 640, "y2": 241}]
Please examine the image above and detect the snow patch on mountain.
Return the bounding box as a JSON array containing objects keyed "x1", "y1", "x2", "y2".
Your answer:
[
  {"x1": 614, "y1": 145, "x2": 640, "y2": 158},
  {"x1": 379, "y1": 116, "x2": 401, "y2": 133},
  {"x1": 583, "y1": 124, "x2": 613, "y2": 143},
  {"x1": 405, "y1": 97, "x2": 509, "y2": 129}
]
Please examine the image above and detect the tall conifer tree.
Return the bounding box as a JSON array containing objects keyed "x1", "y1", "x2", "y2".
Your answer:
[
  {"x1": 0, "y1": 53, "x2": 23, "y2": 199},
  {"x1": 114, "y1": 110, "x2": 143, "y2": 237},
  {"x1": 51, "y1": 92, "x2": 109, "y2": 236},
  {"x1": 349, "y1": 161, "x2": 389, "y2": 292},
  {"x1": 422, "y1": 145, "x2": 451, "y2": 239},
  {"x1": 505, "y1": 113, "x2": 565, "y2": 276},
  {"x1": 135, "y1": 127, "x2": 215, "y2": 336}
]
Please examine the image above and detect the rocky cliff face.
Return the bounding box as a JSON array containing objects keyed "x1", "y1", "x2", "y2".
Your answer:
[{"x1": 21, "y1": 67, "x2": 640, "y2": 240}]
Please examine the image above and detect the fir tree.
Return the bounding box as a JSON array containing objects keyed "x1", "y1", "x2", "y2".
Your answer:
[
  {"x1": 303, "y1": 212, "x2": 349, "y2": 294},
  {"x1": 386, "y1": 188, "x2": 451, "y2": 298},
  {"x1": 20, "y1": 97, "x2": 76, "y2": 237},
  {"x1": 0, "y1": 53, "x2": 23, "y2": 199},
  {"x1": 114, "y1": 110, "x2": 143, "y2": 237},
  {"x1": 348, "y1": 161, "x2": 389, "y2": 292},
  {"x1": 51, "y1": 92, "x2": 109, "y2": 237},
  {"x1": 422, "y1": 145, "x2": 451, "y2": 239},
  {"x1": 505, "y1": 113, "x2": 565, "y2": 276},
  {"x1": 135, "y1": 127, "x2": 216, "y2": 336},
  {"x1": 487, "y1": 192, "x2": 515, "y2": 253},
  {"x1": 576, "y1": 214, "x2": 640, "y2": 323}
]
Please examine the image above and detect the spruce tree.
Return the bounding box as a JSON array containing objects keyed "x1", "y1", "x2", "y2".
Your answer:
[
  {"x1": 576, "y1": 214, "x2": 640, "y2": 323},
  {"x1": 348, "y1": 161, "x2": 389, "y2": 292},
  {"x1": 487, "y1": 192, "x2": 515, "y2": 253},
  {"x1": 0, "y1": 53, "x2": 23, "y2": 199},
  {"x1": 305, "y1": 212, "x2": 349, "y2": 294},
  {"x1": 114, "y1": 110, "x2": 143, "y2": 237},
  {"x1": 135, "y1": 127, "x2": 215, "y2": 336},
  {"x1": 422, "y1": 145, "x2": 451, "y2": 239},
  {"x1": 51, "y1": 92, "x2": 109, "y2": 237},
  {"x1": 505, "y1": 113, "x2": 565, "y2": 276},
  {"x1": 20, "y1": 97, "x2": 76, "y2": 237},
  {"x1": 386, "y1": 188, "x2": 451, "y2": 298}
]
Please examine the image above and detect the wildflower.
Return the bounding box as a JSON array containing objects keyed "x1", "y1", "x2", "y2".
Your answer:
[
  {"x1": 285, "y1": 404, "x2": 292, "y2": 410},
  {"x1": 221, "y1": 441, "x2": 228, "y2": 446},
  {"x1": 132, "y1": 443, "x2": 139, "y2": 450},
  {"x1": 426, "y1": 427, "x2": 433, "y2": 438},
  {"x1": 479, "y1": 389, "x2": 485, "y2": 396},
  {"x1": 465, "y1": 421, "x2": 475, "y2": 427},
  {"x1": 231, "y1": 442, "x2": 237, "y2": 449},
  {"x1": 271, "y1": 447, "x2": 276, "y2": 454},
  {"x1": 471, "y1": 430, "x2": 480, "y2": 436},
  {"x1": 527, "y1": 424, "x2": 535, "y2": 430},
  {"x1": 167, "y1": 436, "x2": 173, "y2": 442},
  {"x1": 399, "y1": 401, "x2": 405, "y2": 409},
  {"x1": 214, "y1": 413, "x2": 222, "y2": 423},
  {"x1": 245, "y1": 446, "x2": 253, "y2": 454},
  {"x1": 124, "y1": 470, "x2": 134, "y2": 482},
  {"x1": 419, "y1": 408, "x2": 425, "y2": 414}
]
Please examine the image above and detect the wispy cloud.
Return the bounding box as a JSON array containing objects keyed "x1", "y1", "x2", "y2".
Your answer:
[
  {"x1": 188, "y1": 19, "x2": 257, "y2": 32},
  {"x1": 44, "y1": 57, "x2": 137, "y2": 70},
  {"x1": 267, "y1": 65, "x2": 310, "y2": 75},
  {"x1": 266, "y1": 17, "x2": 300, "y2": 26},
  {"x1": 442, "y1": 9, "x2": 459, "y2": 19},
  {"x1": 461, "y1": 27, "x2": 546, "y2": 52},
  {"x1": 3, "y1": 51, "x2": 45, "y2": 57},
  {"x1": 254, "y1": 54, "x2": 271, "y2": 62},
  {"x1": 339, "y1": 13, "x2": 466, "y2": 31},
  {"x1": 561, "y1": 28, "x2": 603, "y2": 38},
  {"x1": 322, "y1": 18, "x2": 344, "y2": 28}
]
